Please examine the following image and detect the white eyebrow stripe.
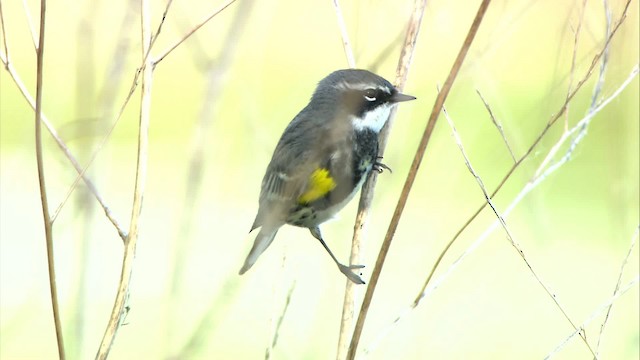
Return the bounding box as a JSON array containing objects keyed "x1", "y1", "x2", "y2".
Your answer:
[{"x1": 333, "y1": 81, "x2": 392, "y2": 94}]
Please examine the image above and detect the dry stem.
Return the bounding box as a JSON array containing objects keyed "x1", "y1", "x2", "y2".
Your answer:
[
  {"x1": 544, "y1": 276, "x2": 640, "y2": 359},
  {"x1": 346, "y1": 1, "x2": 492, "y2": 358},
  {"x1": 594, "y1": 226, "x2": 639, "y2": 357},
  {"x1": 332, "y1": 0, "x2": 355, "y2": 68},
  {"x1": 339, "y1": 0, "x2": 428, "y2": 357},
  {"x1": 441, "y1": 103, "x2": 597, "y2": 358},
  {"x1": 414, "y1": 0, "x2": 632, "y2": 313},
  {"x1": 475, "y1": 89, "x2": 516, "y2": 162},
  {"x1": 0, "y1": 0, "x2": 8, "y2": 61},
  {"x1": 153, "y1": 0, "x2": 238, "y2": 66},
  {"x1": 333, "y1": 0, "x2": 362, "y2": 357},
  {"x1": 33, "y1": 0, "x2": 66, "y2": 358},
  {"x1": 95, "y1": 0, "x2": 153, "y2": 357},
  {"x1": 265, "y1": 280, "x2": 296, "y2": 360},
  {"x1": 363, "y1": 63, "x2": 638, "y2": 355},
  {"x1": 0, "y1": 50, "x2": 128, "y2": 240},
  {"x1": 20, "y1": 0, "x2": 37, "y2": 52}
]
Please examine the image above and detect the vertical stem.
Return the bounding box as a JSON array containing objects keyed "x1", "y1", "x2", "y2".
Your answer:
[
  {"x1": 95, "y1": 0, "x2": 152, "y2": 357},
  {"x1": 346, "y1": 1, "x2": 492, "y2": 358},
  {"x1": 34, "y1": 0, "x2": 66, "y2": 358},
  {"x1": 338, "y1": 0, "x2": 427, "y2": 358},
  {"x1": 332, "y1": 0, "x2": 355, "y2": 68}
]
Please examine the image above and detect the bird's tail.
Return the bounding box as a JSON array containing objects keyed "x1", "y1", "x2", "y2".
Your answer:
[{"x1": 239, "y1": 226, "x2": 279, "y2": 275}]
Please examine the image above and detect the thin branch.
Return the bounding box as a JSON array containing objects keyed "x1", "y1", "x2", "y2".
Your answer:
[
  {"x1": 0, "y1": 0, "x2": 8, "y2": 65},
  {"x1": 151, "y1": 0, "x2": 174, "y2": 46},
  {"x1": 440, "y1": 102, "x2": 597, "y2": 358},
  {"x1": 346, "y1": 1, "x2": 492, "y2": 359},
  {"x1": 265, "y1": 281, "x2": 296, "y2": 360},
  {"x1": 332, "y1": 0, "x2": 355, "y2": 68},
  {"x1": 595, "y1": 226, "x2": 639, "y2": 357},
  {"x1": 21, "y1": 0, "x2": 37, "y2": 52},
  {"x1": 52, "y1": 0, "x2": 173, "y2": 226},
  {"x1": 544, "y1": 276, "x2": 640, "y2": 359},
  {"x1": 333, "y1": 0, "x2": 360, "y2": 357},
  {"x1": 341, "y1": 0, "x2": 428, "y2": 357},
  {"x1": 413, "y1": 0, "x2": 632, "y2": 314},
  {"x1": 33, "y1": 0, "x2": 65, "y2": 358},
  {"x1": 153, "y1": 0, "x2": 238, "y2": 66},
  {"x1": 0, "y1": 51, "x2": 128, "y2": 240},
  {"x1": 95, "y1": 0, "x2": 154, "y2": 356},
  {"x1": 339, "y1": 0, "x2": 426, "y2": 355},
  {"x1": 475, "y1": 89, "x2": 516, "y2": 162},
  {"x1": 563, "y1": 0, "x2": 588, "y2": 131},
  {"x1": 363, "y1": 64, "x2": 638, "y2": 355}
]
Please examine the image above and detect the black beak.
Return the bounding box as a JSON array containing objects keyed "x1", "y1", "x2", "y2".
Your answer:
[{"x1": 391, "y1": 92, "x2": 416, "y2": 103}]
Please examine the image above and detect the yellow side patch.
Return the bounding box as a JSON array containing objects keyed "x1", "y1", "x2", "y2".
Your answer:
[{"x1": 298, "y1": 168, "x2": 336, "y2": 204}]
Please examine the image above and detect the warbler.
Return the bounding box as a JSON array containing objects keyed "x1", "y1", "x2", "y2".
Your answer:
[{"x1": 239, "y1": 69, "x2": 415, "y2": 284}]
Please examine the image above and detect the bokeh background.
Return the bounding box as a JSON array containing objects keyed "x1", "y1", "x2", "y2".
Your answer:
[{"x1": 1, "y1": 0, "x2": 638, "y2": 359}]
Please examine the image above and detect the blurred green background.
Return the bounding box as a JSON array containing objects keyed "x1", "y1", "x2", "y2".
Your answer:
[{"x1": 1, "y1": 0, "x2": 638, "y2": 359}]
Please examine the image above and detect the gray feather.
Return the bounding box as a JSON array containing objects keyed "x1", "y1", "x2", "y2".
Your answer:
[{"x1": 239, "y1": 226, "x2": 280, "y2": 275}]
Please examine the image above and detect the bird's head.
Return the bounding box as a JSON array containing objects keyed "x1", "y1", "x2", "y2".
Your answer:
[{"x1": 311, "y1": 69, "x2": 416, "y2": 133}]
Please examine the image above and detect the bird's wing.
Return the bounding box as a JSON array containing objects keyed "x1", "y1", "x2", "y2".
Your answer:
[{"x1": 251, "y1": 115, "x2": 347, "y2": 225}]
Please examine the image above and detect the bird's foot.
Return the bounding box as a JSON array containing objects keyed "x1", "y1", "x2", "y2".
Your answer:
[{"x1": 338, "y1": 263, "x2": 366, "y2": 285}]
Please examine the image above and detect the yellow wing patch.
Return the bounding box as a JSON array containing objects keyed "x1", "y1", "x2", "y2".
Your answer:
[{"x1": 298, "y1": 168, "x2": 336, "y2": 204}]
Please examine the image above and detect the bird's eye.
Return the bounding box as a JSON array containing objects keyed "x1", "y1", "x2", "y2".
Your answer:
[{"x1": 363, "y1": 89, "x2": 377, "y2": 102}]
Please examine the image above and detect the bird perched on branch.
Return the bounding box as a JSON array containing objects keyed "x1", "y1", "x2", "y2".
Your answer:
[{"x1": 239, "y1": 69, "x2": 415, "y2": 284}]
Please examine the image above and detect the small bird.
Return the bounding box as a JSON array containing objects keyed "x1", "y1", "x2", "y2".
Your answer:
[{"x1": 239, "y1": 69, "x2": 415, "y2": 284}]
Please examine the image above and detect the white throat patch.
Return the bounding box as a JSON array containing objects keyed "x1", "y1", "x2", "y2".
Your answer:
[{"x1": 350, "y1": 103, "x2": 393, "y2": 132}]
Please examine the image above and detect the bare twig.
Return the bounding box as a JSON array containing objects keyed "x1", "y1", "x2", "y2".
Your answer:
[
  {"x1": 346, "y1": 1, "x2": 492, "y2": 359},
  {"x1": 265, "y1": 280, "x2": 296, "y2": 360},
  {"x1": 412, "y1": 0, "x2": 632, "y2": 316},
  {"x1": 332, "y1": 0, "x2": 355, "y2": 68},
  {"x1": 333, "y1": 0, "x2": 360, "y2": 357},
  {"x1": 595, "y1": 226, "x2": 639, "y2": 357},
  {"x1": 544, "y1": 276, "x2": 640, "y2": 359},
  {"x1": 589, "y1": 0, "x2": 611, "y2": 110},
  {"x1": 341, "y1": 0, "x2": 428, "y2": 357},
  {"x1": 363, "y1": 64, "x2": 638, "y2": 355},
  {"x1": 52, "y1": 0, "x2": 173, "y2": 226},
  {"x1": 339, "y1": 0, "x2": 426, "y2": 354},
  {"x1": 441, "y1": 102, "x2": 597, "y2": 358},
  {"x1": 0, "y1": 0, "x2": 8, "y2": 65},
  {"x1": 563, "y1": 0, "x2": 588, "y2": 131},
  {"x1": 95, "y1": 0, "x2": 154, "y2": 357},
  {"x1": 153, "y1": 0, "x2": 238, "y2": 65},
  {"x1": 33, "y1": 0, "x2": 66, "y2": 358},
  {"x1": 21, "y1": 0, "x2": 37, "y2": 52},
  {"x1": 475, "y1": 89, "x2": 516, "y2": 162},
  {"x1": 0, "y1": 50, "x2": 128, "y2": 240}
]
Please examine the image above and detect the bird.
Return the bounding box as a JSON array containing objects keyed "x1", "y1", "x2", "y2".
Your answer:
[{"x1": 239, "y1": 69, "x2": 415, "y2": 284}]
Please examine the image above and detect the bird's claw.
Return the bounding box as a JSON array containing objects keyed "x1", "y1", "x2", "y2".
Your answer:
[
  {"x1": 338, "y1": 263, "x2": 366, "y2": 284},
  {"x1": 373, "y1": 161, "x2": 392, "y2": 174}
]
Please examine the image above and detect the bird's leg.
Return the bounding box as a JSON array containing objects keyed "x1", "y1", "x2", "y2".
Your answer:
[
  {"x1": 309, "y1": 227, "x2": 366, "y2": 285},
  {"x1": 373, "y1": 156, "x2": 392, "y2": 174}
]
